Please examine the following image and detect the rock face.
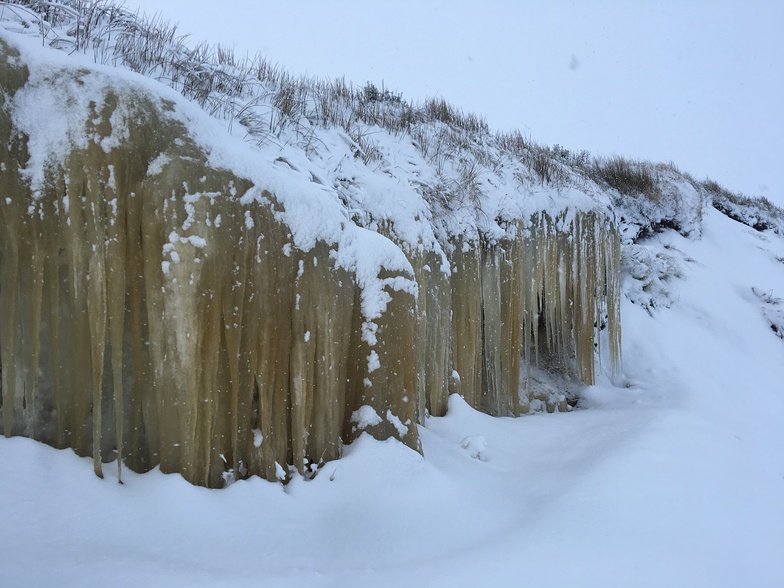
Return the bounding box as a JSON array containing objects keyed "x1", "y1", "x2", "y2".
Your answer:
[{"x1": 0, "y1": 37, "x2": 620, "y2": 487}]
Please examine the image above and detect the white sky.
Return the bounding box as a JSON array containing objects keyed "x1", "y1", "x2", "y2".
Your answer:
[{"x1": 129, "y1": 0, "x2": 784, "y2": 206}]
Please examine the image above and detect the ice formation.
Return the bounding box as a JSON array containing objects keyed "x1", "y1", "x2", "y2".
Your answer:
[{"x1": 0, "y1": 30, "x2": 621, "y2": 487}]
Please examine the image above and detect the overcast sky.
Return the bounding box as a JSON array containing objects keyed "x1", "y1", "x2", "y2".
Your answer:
[{"x1": 129, "y1": 0, "x2": 784, "y2": 206}]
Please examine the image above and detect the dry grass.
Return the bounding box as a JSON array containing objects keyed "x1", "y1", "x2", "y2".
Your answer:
[
  {"x1": 590, "y1": 155, "x2": 662, "y2": 201},
  {"x1": 4, "y1": 0, "x2": 778, "y2": 230},
  {"x1": 703, "y1": 178, "x2": 784, "y2": 233}
]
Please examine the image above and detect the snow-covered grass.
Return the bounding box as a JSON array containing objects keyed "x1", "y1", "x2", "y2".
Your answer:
[
  {"x1": 1, "y1": 0, "x2": 775, "y2": 236},
  {"x1": 2, "y1": 207, "x2": 783, "y2": 586},
  {"x1": 121, "y1": 0, "x2": 784, "y2": 207}
]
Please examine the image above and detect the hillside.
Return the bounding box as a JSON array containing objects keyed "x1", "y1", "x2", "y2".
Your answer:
[
  {"x1": 1, "y1": 206, "x2": 782, "y2": 586},
  {"x1": 1, "y1": 1, "x2": 783, "y2": 585}
]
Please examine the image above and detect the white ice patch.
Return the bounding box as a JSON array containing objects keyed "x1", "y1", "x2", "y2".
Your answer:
[
  {"x1": 107, "y1": 197, "x2": 118, "y2": 225},
  {"x1": 252, "y1": 429, "x2": 263, "y2": 448},
  {"x1": 186, "y1": 235, "x2": 207, "y2": 248},
  {"x1": 351, "y1": 405, "x2": 382, "y2": 431},
  {"x1": 181, "y1": 191, "x2": 220, "y2": 232},
  {"x1": 385, "y1": 410, "x2": 409, "y2": 438},
  {"x1": 332, "y1": 226, "x2": 417, "y2": 324},
  {"x1": 361, "y1": 321, "x2": 378, "y2": 346},
  {"x1": 367, "y1": 350, "x2": 380, "y2": 373},
  {"x1": 161, "y1": 230, "x2": 208, "y2": 275},
  {"x1": 106, "y1": 165, "x2": 116, "y2": 191},
  {"x1": 146, "y1": 153, "x2": 171, "y2": 176}
]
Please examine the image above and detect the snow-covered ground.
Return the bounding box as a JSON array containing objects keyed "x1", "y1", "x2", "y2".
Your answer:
[
  {"x1": 2, "y1": 206, "x2": 783, "y2": 586},
  {"x1": 1, "y1": 3, "x2": 783, "y2": 586}
]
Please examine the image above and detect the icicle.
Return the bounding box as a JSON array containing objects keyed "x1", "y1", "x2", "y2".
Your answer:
[
  {"x1": 45, "y1": 242, "x2": 63, "y2": 446},
  {"x1": 345, "y1": 274, "x2": 419, "y2": 450},
  {"x1": 84, "y1": 163, "x2": 108, "y2": 479},
  {"x1": 409, "y1": 251, "x2": 429, "y2": 423},
  {"x1": 304, "y1": 244, "x2": 354, "y2": 466},
  {"x1": 607, "y1": 223, "x2": 623, "y2": 378},
  {"x1": 480, "y1": 243, "x2": 504, "y2": 415},
  {"x1": 0, "y1": 231, "x2": 18, "y2": 437},
  {"x1": 223, "y1": 261, "x2": 247, "y2": 477},
  {"x1": 105, "y1": 179, "x2": 126, "y2": 483},
  {"x1": 400, "y1": 246, "x2": 451, "y2": 421},
  {"x1": 126, "y1": 181, "x2": 151, "y2": 472},
  {"x1": 26, "y1": 237, "x2": 45, "y2": 438},
  {"x1": 448, "y1": 237, "x2": 482, "y2": 409},
  {"x1": 499, "y1": 227, "x2": 524, "y2": 417},
  {"x1": 289, "y1": 252, "x2": 315, "y2": 475},
  {"x1": 62, "y1": 168, "x2": 92, "y2": 457}
]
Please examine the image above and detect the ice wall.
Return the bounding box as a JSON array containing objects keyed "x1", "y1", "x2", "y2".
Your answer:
[
  {"x1": 409, "y1": 214, "x2": 621, "y2": 419},
  {"x1": 0, "y1": 36, "x2": 621, "y2": 487},
  {"x1": 0, "y1": 38, "x2": 419, "y2": 487}
]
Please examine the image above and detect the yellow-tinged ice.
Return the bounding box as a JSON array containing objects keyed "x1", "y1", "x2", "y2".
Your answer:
[{"x1": 0, "y1": 38, "x2": 621, "y2": 487}]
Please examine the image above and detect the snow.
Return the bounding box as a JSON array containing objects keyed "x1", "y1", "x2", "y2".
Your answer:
[
  {"x1": 351, "y1": 406, "x2": 383, "y2": 431},
  {"x1": 252, "y1": 429, "x2": 263, "y2": 449},
  {"x1": 1, "y1": 3, "x2": 784, "y2": 586},
  {"x1": 385, "y1": 410, "x2": 409, "y2": 439},
  {"x1": 367, "y1": 350, "x2": 381, "y2": 373},
  {"x1": 1, "y1": 208, "x2": 783, "y2": 586},
  {"x1": 127, "y1": 0, "x2": 784, "y2": 208},
  {"x1": 459, "y1": 434, "x2": 487, "y2": 461}
]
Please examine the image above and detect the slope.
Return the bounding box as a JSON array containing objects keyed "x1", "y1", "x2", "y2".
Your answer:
[{"x1": 1, "y1": 206, "x2": 782, "y2": 587}]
